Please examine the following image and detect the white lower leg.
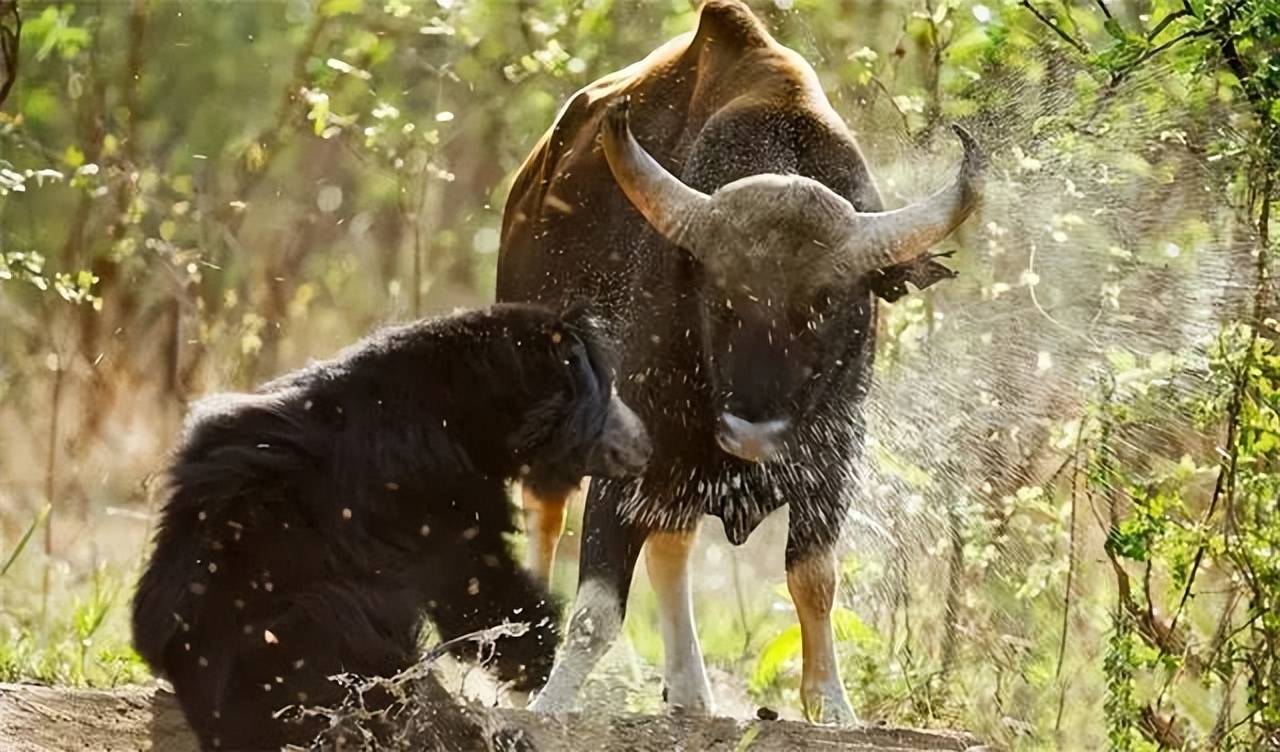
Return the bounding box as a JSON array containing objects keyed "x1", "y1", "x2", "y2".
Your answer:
[
  {"x1": 528, "y1": 578, "x2": 622, "y2": 713},
  {"x1": 787, "y1": 550, "x2": 857, "y2": 724},
  {"x1": 645, "y1": 528, "x2": 713, "y2": 714}
]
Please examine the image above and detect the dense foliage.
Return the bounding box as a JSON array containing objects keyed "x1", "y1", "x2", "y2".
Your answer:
[{"x1": 0, "y1": 0, "x2": 1275, "y2": 749}]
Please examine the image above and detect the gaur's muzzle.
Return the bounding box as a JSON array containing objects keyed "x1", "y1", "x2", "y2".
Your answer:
[{"x1": 716, "y1": 413, "x2": 790, "y2": 463}]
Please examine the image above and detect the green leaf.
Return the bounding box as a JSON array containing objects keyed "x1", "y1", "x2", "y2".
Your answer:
[
  {"x1": 748, "y1": 609, "x2": 875, "y2": 695},
  {"x1": 1106, "y1": 515, "x2": 1159, "y2": 562},
  {"x1": 873, "y1": 445, "x2": 933, "y2": 489},
  {"x1": 751, "y1": 625, "x2": 802, "y2": 692},
  {"x1": 931, "y1": 1, "x2": 950, "y2": 26},
  {"x1": 319, "y1": 0, "x2": 364, "y2": 17},
  {"x1": 833, "y1": 607, "x2": 881, "y2": 649},
  {"x1": 307, "y1": 92, "x2": 331, "y2": 137},
  {"x1": 62, "y1": 145, "x2": 85, "y2": 168},
  {"x1": 734, "y1": 725, "x2": 761, "y2": 751},
  {"x1": 1105, "y1": 349, "x2": 1138, "y2": 373},
  {"x1": 1, "y1": 504, "x2": 51, "y2": 578}
]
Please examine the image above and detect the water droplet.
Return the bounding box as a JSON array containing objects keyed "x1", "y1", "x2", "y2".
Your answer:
[{"x1": 316, "y1": 184, "x2": 343, "y2": 213}]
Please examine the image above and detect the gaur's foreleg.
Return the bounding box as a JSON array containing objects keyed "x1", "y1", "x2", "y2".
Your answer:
[
  {"x1": 785, "y1": 536, "x2": 857, "y2": 724},
  {"x1": 528, "y1": 480, "x2": 647, "y2": 713},
  {"x1": 520, "y1": 477, "x2": 586, "y2": 585},
  {"x1": 645, "y1": 524, "x2": 714, "y2": 713}
]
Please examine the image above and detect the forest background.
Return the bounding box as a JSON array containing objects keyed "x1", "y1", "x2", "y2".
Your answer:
[{"x1": 0, "y1": 0, "x2": 1277, "y2": 749}]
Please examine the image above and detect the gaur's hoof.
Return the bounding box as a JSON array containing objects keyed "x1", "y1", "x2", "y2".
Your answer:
[
  {"x1": 801, "y1": 688, "x2": 858, "y2": 726},
  {"x1": 661, "y1": 678, "x2": 714, "y2": 715},
  {"x1": 527, "y1": 690, "x2": 574, "y2": 715}
]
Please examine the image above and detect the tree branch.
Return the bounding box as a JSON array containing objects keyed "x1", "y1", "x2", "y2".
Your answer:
[
  {"x1": 1126, "y1": 28, "x2": 1212, "y2": 72},
  {"x1": 1138, "y1": 705, "x2": 1186, "y2": 750},
  {"x1": 1106, "y1": 547, "x2": 1186, "y2": 658},
  {"x1": 1214, "y1": 4, "x2": 1262, "y2": 109},
  {"x1": 869, "y1": 74, "x2": 913, "y2": 133},
  {"x1": 1020, "y1": 0, "x2": 1089, "y2": 54},
  {"x1": 1146, "y1": 9, "x2": 1189, "y2": 41},
  {"x1": 0, "y1": 0, "x2": 20, "y2": 109},
  {"x1": 1056, "y1": 426, "x2": 1085, "y2": 681}
]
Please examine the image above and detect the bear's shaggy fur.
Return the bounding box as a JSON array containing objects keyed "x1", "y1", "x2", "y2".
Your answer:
[{"x1": 132, "y1": 303, "x2": 646, "y2": 750}]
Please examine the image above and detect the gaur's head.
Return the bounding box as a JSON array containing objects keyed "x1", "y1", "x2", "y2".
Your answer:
[{"x1": 600, "y1": 97, "x2": 982, "y2": 462}]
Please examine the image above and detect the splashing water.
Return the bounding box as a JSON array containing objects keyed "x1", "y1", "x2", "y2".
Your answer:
[
  {"x1": 817, "y1": 49, "x2": 1255, "y2": 740},
  {"x1": 555, "y1": 14, "x2": 1258, "y2": 741}
]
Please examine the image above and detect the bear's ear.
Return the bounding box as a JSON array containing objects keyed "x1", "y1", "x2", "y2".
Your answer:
[
  {"x1": 559, "y1": 301, "x2": 619, "y2": 375},
  {"x1": 560, "y1": 300, "x2": 599, "y2": 333},
  {"x1": 560, "y1": 301, "x2": 611, "y2": 347}
]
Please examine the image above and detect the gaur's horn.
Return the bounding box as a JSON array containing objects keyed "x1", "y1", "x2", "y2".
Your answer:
[
  {"x1": 838, "y1": 125, "x2": 982, "y2": 274},
  {"x1": 600, "y1": 95, "x2": 711, "y2": 254}
]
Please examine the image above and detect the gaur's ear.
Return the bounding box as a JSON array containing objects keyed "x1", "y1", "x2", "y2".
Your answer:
[{"x1": 868, "y1": 250, "x2": 958, "y2": 302}]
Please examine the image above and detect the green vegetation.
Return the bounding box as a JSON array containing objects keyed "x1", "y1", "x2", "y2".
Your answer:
[{"x1": 0, "y1": 0, "x2": 1275, "y2": 749}]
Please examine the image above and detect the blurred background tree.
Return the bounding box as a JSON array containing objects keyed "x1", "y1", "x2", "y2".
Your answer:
[{"x1": 0, "y1": 0, "x2": 1275, "y2": 749}]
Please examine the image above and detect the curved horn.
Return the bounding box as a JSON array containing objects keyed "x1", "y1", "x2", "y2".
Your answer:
[
  {"x1": 600, "y1": 96, "x2": 711, "y2": 253},
  {"x1": 840, "y1": 125, "x2": 983, "y2": 274}
]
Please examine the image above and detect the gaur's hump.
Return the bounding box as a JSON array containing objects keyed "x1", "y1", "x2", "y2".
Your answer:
[{"x1": 696, "y1": 0, "x2": 772, "y2": 50}]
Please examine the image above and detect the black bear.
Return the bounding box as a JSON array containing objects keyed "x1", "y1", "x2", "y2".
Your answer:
[{"x1": 131, "y1": 303, "x2": 650, "y2": 750}]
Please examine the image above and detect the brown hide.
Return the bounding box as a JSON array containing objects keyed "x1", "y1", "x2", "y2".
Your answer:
[
  {"x1": 499, "y1": 0, "x2": 947, "y2": 312},
  {"x1": 497, "y1": 0, "x2": 930, "y2": 541}
]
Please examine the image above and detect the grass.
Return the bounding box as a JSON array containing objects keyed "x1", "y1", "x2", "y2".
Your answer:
[
  {"x1": 0, "y1": 504, "x2": 49, "y2": 579},
  {"x1": 0, "y1": 513, "x2": 787, "y2": 696},
  {"x1": 0, "y1": 512, "x2": 150, "y2": 688}
]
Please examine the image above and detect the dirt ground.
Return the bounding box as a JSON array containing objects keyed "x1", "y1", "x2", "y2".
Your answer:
[{"x1": 0, "y1": 681, "x2": 985, "y2": 751}]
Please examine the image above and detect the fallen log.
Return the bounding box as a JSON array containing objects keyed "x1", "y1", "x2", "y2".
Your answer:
[{"x1": 0, "y1": 681, "x2": 985, "y2": 751}]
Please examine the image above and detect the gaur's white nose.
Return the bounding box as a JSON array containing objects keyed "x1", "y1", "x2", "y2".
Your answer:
[{"x1": 716, "y1": 413, "x2": 789, "y2": 463}]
